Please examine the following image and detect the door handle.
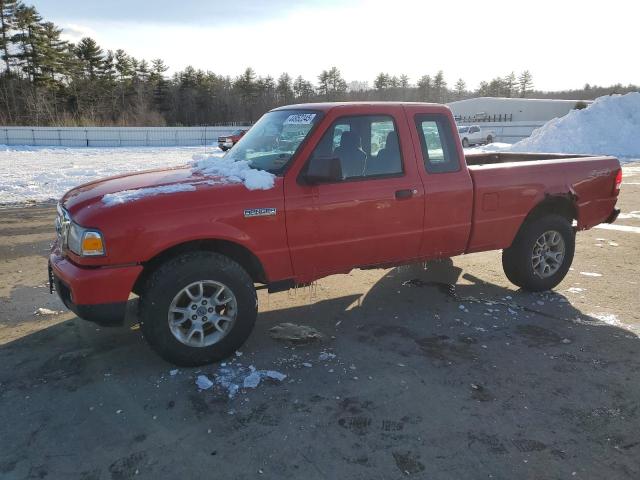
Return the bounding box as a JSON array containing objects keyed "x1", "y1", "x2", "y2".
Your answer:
[{"x1": 395, "y1": 189, "x2": 416, "y2": 200}]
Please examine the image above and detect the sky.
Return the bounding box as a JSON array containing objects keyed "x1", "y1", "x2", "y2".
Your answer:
[{"x1": 32, "y1": 0, "x2": 637, "y2": 91}]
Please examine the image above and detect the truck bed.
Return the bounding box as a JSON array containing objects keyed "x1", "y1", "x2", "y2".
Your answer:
[{"x1": 464, "y1": 153, "x2": 620, "y2": 253}]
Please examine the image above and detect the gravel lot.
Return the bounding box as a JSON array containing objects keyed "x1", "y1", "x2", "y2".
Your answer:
[{"x1": 1, "y1": 164, "x2": 639, "y2": 480}]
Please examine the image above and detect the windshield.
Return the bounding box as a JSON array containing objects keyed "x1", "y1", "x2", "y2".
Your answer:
[
  {"x1": 232, "y1": 129, "x2": 245, "y2": 136},
  {"x1": 457, "y1": 126, "x2": 469, "y2": 133},
  {"x1": 225, "y1": 110, "x2": 321, "y2": 173}
]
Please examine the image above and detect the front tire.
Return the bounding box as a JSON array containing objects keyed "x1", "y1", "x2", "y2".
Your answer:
[
  {"x1": 139, "y1": 252, "x2": 257, "y2": 366},
  {"x1": 462, "y1": 138, "x2": 470, "y2": 148},
  {"x1": 502, "y1": 214, "x2": 575, "y2": 292},
  {"x1": 486, "y1": 135, "x2": 493, "y2": 144}
]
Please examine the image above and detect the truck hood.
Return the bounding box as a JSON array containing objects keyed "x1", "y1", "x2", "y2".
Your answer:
[
  {"x1": 62, "y1": 166, "x2": 198, "y2": 213},
  {"x1": 60, "y1": 165, "x2": 275, "y2": 222}
]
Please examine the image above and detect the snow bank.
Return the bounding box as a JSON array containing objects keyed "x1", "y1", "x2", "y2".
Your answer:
[
  {"x1": 192, "y1": 154, "x2": 275, "y2": 190},
  {"x1": 511, "y1": 93, "x2": 640, "y2": 159},
  {"x1": 102, "y1": 183, "x2": 197, "y2": 206},
  {"x1": 468, "y1": 93, "x2": 640, "y2": 161}
]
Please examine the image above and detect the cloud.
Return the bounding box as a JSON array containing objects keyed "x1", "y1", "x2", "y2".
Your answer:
[{"x1": 60, "y1": 23, "x2": 96, "y2": 43}]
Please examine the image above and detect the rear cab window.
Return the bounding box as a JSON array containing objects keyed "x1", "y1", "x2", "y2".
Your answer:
[{"x1": 414, "y1": 114, "x2": 460, "y2": 174}]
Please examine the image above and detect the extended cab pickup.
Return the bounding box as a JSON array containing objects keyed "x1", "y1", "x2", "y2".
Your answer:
[{"x1": 49, "y1": 102, "x2": 622, "y2": 365}]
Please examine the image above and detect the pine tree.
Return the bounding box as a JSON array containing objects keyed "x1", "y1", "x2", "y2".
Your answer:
[
  {"x1": 518, "y1": 70, "x2": 533, "y2": 97},
  {"x1": 276, "y1": 72, "x2": 293, "y2": 104},
  {"x1": 149, "y1": 58, "x2": 168, "y2": 87},
  {"x1": 39, "y1": 22, "x2": 68, "y2": 86},
  {"x1": 317, "y1": 69, "x2": 329, "y2": 97},
  {"x1": 504, "y1": 72, "x2": 516, "y2": 97},
  {"x1": 454, "y1": 78, "x2": 466, "y2": 98},
  {"x1": 11, "y1": 4, "x2": 43, "y2": 81},
  {"x1": 433, "y1": 70, "x2": 447, "y2": 103},
  {"x1": 137, "y1": 59, "x2": 149, "y2": 82},
  {"x1": 100, "y1": 50, "x2": 116, "y2": 81},
  {"x1": 477, "y1": 80, "x2": 490, "y2": 96},
  {"x1": 488, "y1": 77, "x2": 505, "y2": 97},
  {"x1": 75, "y1": 37, "x2": 103, "y2": 78},
  {"x1": 293, "y1": 75, "x2": 314, "y2": 101},
  {"x1": 0, "y1": 0, "x2": 18, "y2": 72},
  {"x1": 417, "y1": 75, "x2": 432, "y2": 102},
  {"x1": 114, "y1": 49, "x2": 133, "y2": 81},
  {"x1": 399, "y1": 74, "x2": 409, "y2": 89},
  {"x1": 374, "y1": 72, "x2": 389, "y2": 91},
  {"x1": 326, "y1": 66, "x2": 346, "y2": 99}
]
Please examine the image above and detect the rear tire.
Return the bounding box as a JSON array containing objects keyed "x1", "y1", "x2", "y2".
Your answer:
[
  {"x1": 462, "y1": 138, "x2": 470, "y2": 148},
  {"x1": 139, "y1": 252, "x2": 257, "y2": 366},
  {"x1": 486, "y1": 135, "x2": 493, "y2": 144},
  {"x1": 502, "y1": 214, "x2": 575, "y2": 292}
]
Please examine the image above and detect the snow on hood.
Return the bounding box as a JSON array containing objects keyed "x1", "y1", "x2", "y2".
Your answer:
[
  {"x1": 102, "y1": 182, "x2": 198, "y2": 206},
  {"x1": 100, "y1": 155, "x2": 275, "y2": 206},
  {"x1": 192, "y1": 154, "x2": 275, "y2": 191},
  {"x1": 510, "y1": 92, "x2": 640, "y2": 159}
]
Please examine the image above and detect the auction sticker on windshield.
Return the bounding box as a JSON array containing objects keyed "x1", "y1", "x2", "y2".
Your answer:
[{"x1": 284, "y1": 113, "x2": 316, "y2": 125}]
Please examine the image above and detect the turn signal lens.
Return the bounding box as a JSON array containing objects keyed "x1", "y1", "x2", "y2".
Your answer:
[{"x1": 81, "y1": 231, "x2": 105, "y2": 256}]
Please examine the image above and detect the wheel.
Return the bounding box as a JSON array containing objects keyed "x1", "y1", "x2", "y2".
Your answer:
[
  {"x1": 462, "y1": 138, "x2": 470, "y2": 148},
  {"x1": 220, "y1": 146, "x2": 228, "y2": 151},
  {"x1": 486, "y1": 135, "x2": 493, "y2": 144},
  {"x1": 139, "y1": 252, "x2": 257, "y2": 366},
  {"x1": 501, "y1": 214, "x2": 575, "y2": 292}
]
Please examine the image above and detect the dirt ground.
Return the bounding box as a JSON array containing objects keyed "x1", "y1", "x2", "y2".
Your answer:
[{"x1": 1, "y1": 165, "x2": 639, "y2": 480}]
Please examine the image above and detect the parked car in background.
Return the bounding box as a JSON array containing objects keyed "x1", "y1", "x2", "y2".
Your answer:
[
  {"x1": 458, "y1": 125, "x2": 496, "y2": 147},
  {"x1": 218, "y1": 129, "x2": 248, "y2": 151}
]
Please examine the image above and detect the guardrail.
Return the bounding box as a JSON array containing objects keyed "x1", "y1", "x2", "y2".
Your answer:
[{"x1": 0, "y1": 126, "x2": 244, "y2": 147}]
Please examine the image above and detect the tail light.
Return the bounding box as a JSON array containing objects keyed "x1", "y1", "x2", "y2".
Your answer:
[{"x1": 614, "y1": 168, "x2": 622, "y2": 194}]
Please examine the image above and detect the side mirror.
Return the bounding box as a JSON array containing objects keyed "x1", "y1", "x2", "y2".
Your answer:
[{"x1": 304, "y1": 155, "x2": 343, "y2": 184}]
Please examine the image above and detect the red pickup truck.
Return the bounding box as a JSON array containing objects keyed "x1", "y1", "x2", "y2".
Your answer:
[
  {"x1": 217, "y1": 129, "x2": 248, "y2": 151},
  {"x1": 50, "y1": 102, "x2": 622, "y2": 365}
]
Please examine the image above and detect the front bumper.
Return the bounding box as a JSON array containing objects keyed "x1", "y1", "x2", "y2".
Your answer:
[{"x1": 49, "y1": 251, "x2": 142, "y2": 325}]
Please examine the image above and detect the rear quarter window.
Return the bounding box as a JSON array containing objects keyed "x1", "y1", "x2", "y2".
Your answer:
[{"x1": 414, "y1": 114, "x2": 460, "y2": 174}]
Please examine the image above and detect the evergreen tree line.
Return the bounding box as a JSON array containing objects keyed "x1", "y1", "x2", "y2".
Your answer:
[{"x1": 0, "y1": 1, "x2": 637, "y2": 126}]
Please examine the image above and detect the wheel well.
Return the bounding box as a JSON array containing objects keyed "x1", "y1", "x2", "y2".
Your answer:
[
  {"x1": 506, "y1": 195, "x2": 577, "y2": 250},
  {"x1": 132, "y1": 239, "x2": 267, "y2": 294},
  {"x1": 526, "y1": 195, "x2": 577, "y2": 224}
]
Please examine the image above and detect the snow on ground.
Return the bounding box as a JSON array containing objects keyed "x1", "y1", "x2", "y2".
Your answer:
[
  {"x1": 469, "y1": 93, "x2": 640, "y2": 162},
  {"x1": 195, "y1": 364, "x2": 286, "y2": 399},
  {"x1": 0, "y1": 145, "x2": 223, "y2": 205}
]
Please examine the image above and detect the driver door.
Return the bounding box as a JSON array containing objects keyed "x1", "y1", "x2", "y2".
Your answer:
[{"x1": 284, "y1": 108, "x2": 425, "y2": 281}]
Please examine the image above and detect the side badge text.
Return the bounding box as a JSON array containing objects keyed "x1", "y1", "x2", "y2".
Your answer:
[{"x1": 244, "y1": 208, "x2": 277, "y2": 218}]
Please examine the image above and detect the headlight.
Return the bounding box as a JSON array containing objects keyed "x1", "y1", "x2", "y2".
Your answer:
[{"x1": 68, "y1": 222, "x2": 105, "y2": 256}]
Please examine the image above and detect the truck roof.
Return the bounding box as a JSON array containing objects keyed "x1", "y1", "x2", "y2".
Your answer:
[{"x1": 272, "y1": 101, "x2": 450, "y2": 113}]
